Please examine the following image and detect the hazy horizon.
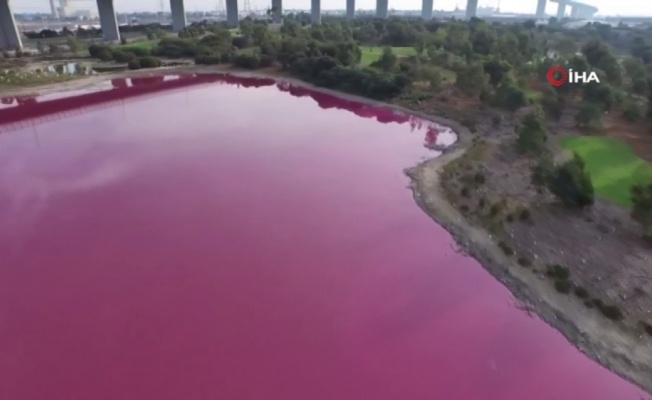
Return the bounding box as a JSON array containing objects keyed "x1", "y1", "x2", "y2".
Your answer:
[{"x1": 10, "y1": 0, "x2": 650, "y2": 17}]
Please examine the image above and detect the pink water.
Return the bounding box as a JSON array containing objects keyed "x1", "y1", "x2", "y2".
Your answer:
[{"x1": 0, "y1": 74, "x2": 647, "y2": 400}]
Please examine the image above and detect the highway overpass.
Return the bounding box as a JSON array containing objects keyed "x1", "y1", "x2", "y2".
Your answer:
[
  {"x1": 0, "y1": 0, "x2": 598, "y2": 50},
  {"x1": 550, "y1": 0, "x2": 598, "y2": 19}
]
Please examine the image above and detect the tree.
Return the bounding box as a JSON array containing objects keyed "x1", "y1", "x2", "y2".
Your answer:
[
  {"x1": 494, "y1": 84, "x2": 527, "y2": 112},
  {"x1": 581, "y1": 39, "x2": 621, "y2": 84},
  {"x1": 371, "y1": 47, "x2": 397, "y2": 72},
  {"x1": 471, "y1": 25, "x2": 496, "y2": 55},
  {"x1": 413, "y1": 34, "x2": 426, "y2": 55},
  {"x1": 632, "y1": 77, "x2": 648, "y2": 96},
  {"x1": 631, "y1": 184, "x2": 652, "y2": 236},
  {"x1": 555, "y1": 37, "x2": 577, "y2": 58},
  {"x1": 623, "y1": 57, "x2": 647, "y2": 81},
  {"x1": 66, "y1": 36, "x2": 82, "y2": 53},
  {"x1": 252, "y1": 24, "x2": 270, "y2": 46},
  {"x1": 582, "y1": 82, "x2": 614, "y2": 111},
  {"x1": 423, "y1": 67, "x2": 442, "y2": 89},
  {"x1": 540, "y1": 86, "x2": 565, "y2": 121},
  {"x1": 582, "y1": 39, "x2": 611, "y2": 67},
  {"x1": 575, "y1": 102, "x2": 603, "y2": 129},
  {"x1": 455, "y1": 62, "x2": 488, "y2": 95},
  {"x1": 622, "y1": 101, "x2": 641, "y2": 122},
  {"x1": 547, "y1": 154, "x2": 594, "y2": 208},
  {"x1": 483, "y1": 57, "x2": 511, "y2": 87},
  {"x1": 531, "y1": 154, "x2": 553, "y2": 187},
  {"x1": 516, "y1": 110, "x2": 547, "y2": 155}
]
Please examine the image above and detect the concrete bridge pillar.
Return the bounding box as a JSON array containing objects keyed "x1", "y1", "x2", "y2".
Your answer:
[
  {"x1": 96, "y1": 0, "x2": 120, "y2": 42},
  {"x1": 346, "y1": 0, "x2": 355, "y2": 19},
  {"x1": 170, "y1": 0, "x2": 187, "y2": 32},
  {"x1": 0, "y1": 0, "x2": 21, "y2": 50},
  {"x1": 271, "y1": 0, "x2": 283, "y2": 23},
  {"x1": 422, "y1": 0, "x2": 433, "y2": 19},
  {"x1": 556, "y1": 2, "x2": 566, "y2": 19},
  {"x1": 311, "y1": 0, "x2": 321, "y2": 24},
  {"x1": 376, "y1": 0, "x2": 388, "y2": 18},
  {"x1": 465, "y1": 0, "x2": 478, "y2": 18},
  {"x1": 226, "y1": 0, "x2": 238, "y2": 27},
  {"x1": 570, "y1": 6, "x2": 578, "y2": 18},
  {"x1": 535, "y1": 0, "x2": 546, "y2": 19}
]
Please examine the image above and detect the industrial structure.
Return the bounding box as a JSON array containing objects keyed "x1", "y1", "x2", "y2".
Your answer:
[
  {"x1": 0, "y1": 0, "x2": 599, "y2": 50},
  {"x1": 550, "y1": 0, "x2": 598, "y2": 19}
]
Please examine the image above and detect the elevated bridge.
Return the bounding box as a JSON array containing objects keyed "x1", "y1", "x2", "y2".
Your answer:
[{"x1": 1, "y1": 0, "x2": 597, "y2": 50}]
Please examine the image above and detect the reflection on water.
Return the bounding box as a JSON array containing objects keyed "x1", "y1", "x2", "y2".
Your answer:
[{"x1": 0, "y1": 74, "x2": 457, "y2": 149}]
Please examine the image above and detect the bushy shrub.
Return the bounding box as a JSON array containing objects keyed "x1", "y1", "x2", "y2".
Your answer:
[
  {"x1": 88, "y1": 43, "x2": 111, "y2": 58},
  {"x1": 153, "y1": 37, "x2": 198, "y2": 58},
  {"x1": 195, "y1": 54, "x2": 222, "y2": 65},
  {"x1": 546, "y1": 264, "x2": 570, "y2": 280},
  {"x1": 548, "y1": 153, "x2": 594, "y2": 208},
  {"x1": 574, "y1": 286, "x2": 589, "y2": 298},
  {"x1": 127, "y1": 59, "x2": 141, "y2": 70},
  {"x1": 112, "y1": 50, "x2": 135, "y2": 63},
  {"x1": 259, "y1": 54, "x2": 274, "y2": 67},
  {"x1": 641, "y1": 321, "x2": 652, "y2": 337},
  {"x1": 138, "y1": 56, "x2": 162, "y2": 68},
  {"x1": 123, "y1": 47, "x2": 151, "y2": 57},
  {"x1": 498, "y1": 240, "x2": 514, "y2": 255},
  {"x1": 599, "y1": 304, "x2": 623, "y2": 321},
  {"x1": 97, "y1": 49, "x2": 114, "y2": 61},
  {"x1": 554, "y1": 279, "x2": 572, "y2": 294},
  {"x1": 232, "y1": 54, "x2": 261, "y2": 69},
  {"x1": 232, "y1": 36, "x2": 251, "y2": 49},
  {"x1": 517, "y1": 256, "x2": 531, "y2": 266}
]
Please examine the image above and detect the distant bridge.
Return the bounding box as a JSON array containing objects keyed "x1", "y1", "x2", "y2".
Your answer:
[{"x1": 1, "y1": 0, "x2": 597, "y2": 50}]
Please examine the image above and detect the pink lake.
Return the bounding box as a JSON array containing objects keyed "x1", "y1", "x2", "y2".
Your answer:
[{"x1": 0, "y1": 74, "x2": 647, "y2": 400}]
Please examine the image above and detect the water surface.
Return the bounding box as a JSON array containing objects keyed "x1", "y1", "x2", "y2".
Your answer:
[{"x1": 0, "y1": 74, "x2": 646, "y2": 400}]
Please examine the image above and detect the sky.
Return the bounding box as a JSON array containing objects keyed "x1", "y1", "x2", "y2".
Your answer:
[{"x1": 10, "y1": 0, "x2": 648, "y2": 17}]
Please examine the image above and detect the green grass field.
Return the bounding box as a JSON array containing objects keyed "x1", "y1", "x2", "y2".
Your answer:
[
  {"x1": 524, "y1": 87, "x2": 543, "y2": 102},
  {"x1": 359, "y1": 46, "x2": 417, "y2": 66},
  {"x1": 559, "y1": 136, "x2": 652, "y2": 206},
  {"x1": 358, "y1": 45, "x2": 456, "y2": 82},
  {"x1": 120, "y1": 39, "x2": 159, "y2": 50}
]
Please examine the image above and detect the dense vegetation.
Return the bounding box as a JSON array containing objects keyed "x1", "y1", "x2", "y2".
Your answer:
[{"x1": 80, "y1": 16, "x2": 652, "y2": 231}]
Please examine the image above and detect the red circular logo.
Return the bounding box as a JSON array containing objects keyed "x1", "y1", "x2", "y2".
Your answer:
[{"x1": 547, "y1": 65, "x2": 568, "y2": 87}]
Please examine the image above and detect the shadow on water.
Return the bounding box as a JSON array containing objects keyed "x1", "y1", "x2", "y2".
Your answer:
[{"x1": 0, "y1": 73, "x2": 456, "y2": 148}]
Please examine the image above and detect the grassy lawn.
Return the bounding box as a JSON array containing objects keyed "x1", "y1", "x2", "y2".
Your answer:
[
  {"x1": 359, "y1": 46, "x2": 417, "y2": 66},
  {"x1": 119, "y1": 39, "x2": 159, "y2": 50},
  {"x1": 524, "y1": 87, "x2": 543, "y2": 102},
  {"x1": 440, "y1": 67, "x2": 456, "y2": 83},
  {"x1": 559, "y1": 136, "x2": 652, "y2": 206},
  {"x1": 238, "y1": 46, "x2": 260, "y2": 55}
]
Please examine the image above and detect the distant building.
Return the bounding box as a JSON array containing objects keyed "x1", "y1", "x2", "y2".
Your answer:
[{"x1": 56, "y1": 0, "x2": 98, "y2": 19}]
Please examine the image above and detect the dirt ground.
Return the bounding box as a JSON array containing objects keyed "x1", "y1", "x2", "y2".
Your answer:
[
  {"x1": 601, "y1": 114, "x2": 652, "y2": 161},
  {"x1": 3, "y1": 68, "x2": 652, "y2": 396}
]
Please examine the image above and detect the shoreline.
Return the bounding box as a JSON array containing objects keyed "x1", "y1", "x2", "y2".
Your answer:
[{"x1": 2, "y1": 67, "x2": 651, "y2": 396}]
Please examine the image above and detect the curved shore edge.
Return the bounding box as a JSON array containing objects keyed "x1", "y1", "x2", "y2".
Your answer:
[{"x1": 2, "y1": 67, "x2": 651, "y2": 396}]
